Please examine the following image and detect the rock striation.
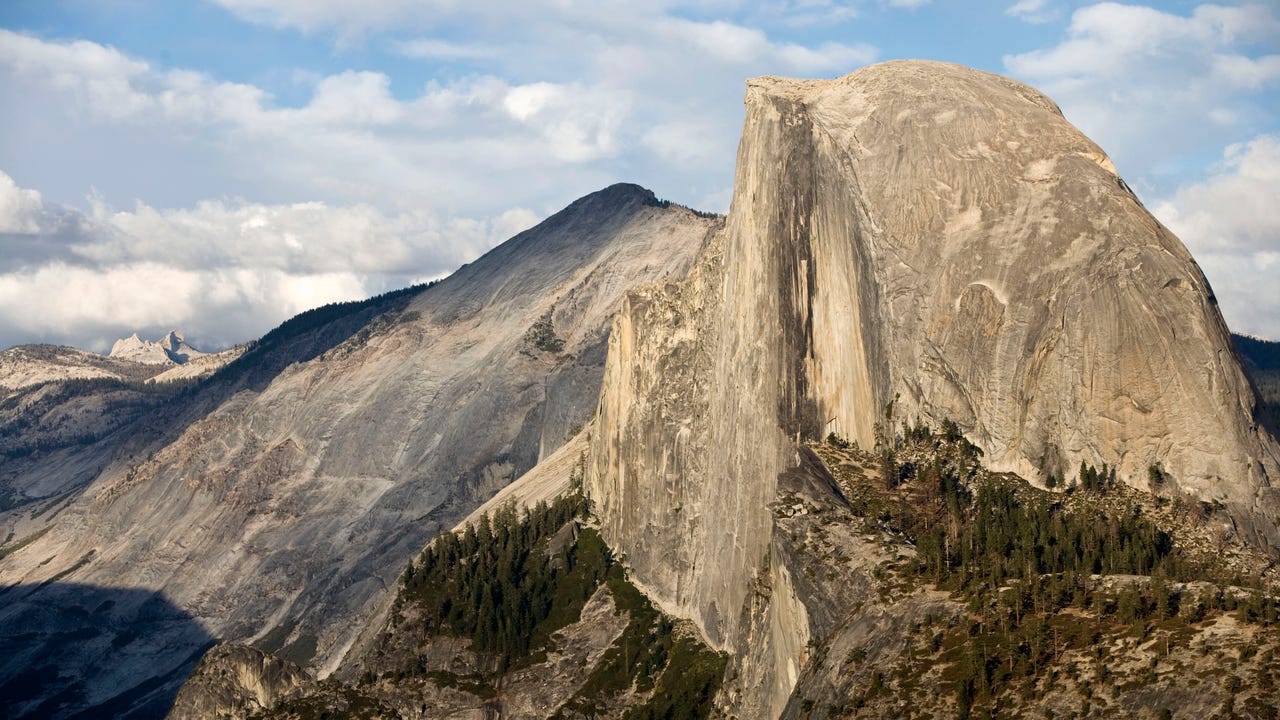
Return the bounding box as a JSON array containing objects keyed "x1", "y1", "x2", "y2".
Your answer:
[
  {"x1": 0, "y1": 184, "x2": 719, "y2": 719},
  {"x1": 585, "y1": 60, "x2": 1280, "y2": 716}
]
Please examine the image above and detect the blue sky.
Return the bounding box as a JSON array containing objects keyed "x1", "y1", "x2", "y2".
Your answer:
[{"x1": 0, "y1": 0, "x2": 1277, "y2": 350}]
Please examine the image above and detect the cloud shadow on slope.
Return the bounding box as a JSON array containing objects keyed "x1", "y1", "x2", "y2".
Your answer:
[{"x1": 0, "y1": 582, "x2": 215, "y2": 720}]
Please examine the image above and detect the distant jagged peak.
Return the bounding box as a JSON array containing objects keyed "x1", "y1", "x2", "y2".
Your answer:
[
  {"x1": 109, "y1": 332, "x2": 145, "y2": 355},
  {"x1": 158, "y1": 329, "x2": 184, "y2": 351},
  {"x1": 109, "y1": 329, "x2": 206, "y2": 365}
]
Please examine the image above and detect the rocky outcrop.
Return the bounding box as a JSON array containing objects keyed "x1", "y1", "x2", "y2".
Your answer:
[
  {"x1": 0, "y1": 184, "x2": 719, "y2": 719},
  {"x1": 586, "y1": 60, "x2": 1280, "y2": 716},
  {"x1": 110, "y1": 330, "x2": 206, "y2": 365},
  {"x1": 166, "y1": 644, "x2": 314, "y2": 720}
]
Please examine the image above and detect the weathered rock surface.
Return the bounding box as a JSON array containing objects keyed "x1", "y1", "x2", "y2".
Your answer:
[
  {"x1": 456, "y1": 425, "x2": 588, "y2": 531},
  {"x1": 0, "y1": 184, "x2": 719, "y2": 718},
  {"x1": 110, "y1": 330, "x2": 207, "y2": 365},
  {"x1": 146, "y1": 345, "x2": 246, "y2": 385},
  {"x1": 585, "y1": 60, "x2": 1280, "y2": 717},
  {"x1": 166, "y1": 644, "x2": 315, "y2": 720},
  {"x1": 0, "y1": 350, "x2": 172, "y2": 513}
]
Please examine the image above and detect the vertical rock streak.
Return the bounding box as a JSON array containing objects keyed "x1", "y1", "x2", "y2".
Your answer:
[{"x1": 587, "y1": 61, "x2": 1280, "y2": 718}]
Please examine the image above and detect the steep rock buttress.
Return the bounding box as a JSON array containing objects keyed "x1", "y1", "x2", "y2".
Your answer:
[{"x1": 586, "y1": 60, "x2": 1280, "y2": 718}]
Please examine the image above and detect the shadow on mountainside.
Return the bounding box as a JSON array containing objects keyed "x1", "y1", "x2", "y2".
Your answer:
[
  {"x1": 0, "y1": 288, "x2": 431, "y2": 715},
  {"x1": 1232, "y1": 333, "x2": 1280, "y2": 439},
  {"x1": 0, "y1": 582, "x2": 215, "y2": 720}
]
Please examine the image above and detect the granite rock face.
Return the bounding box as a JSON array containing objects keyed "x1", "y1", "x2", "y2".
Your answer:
[
  {"x1": 586, "y1": 60, "x2": 1280, "y2": 716},
  {"x1": 109, "y1": 330, "x2": 206, "y2": 365},
  {"x1": 0, "y1": 184, "x2": 718, "y2": 718},
  {"x1": 166, "y1": 644, "x2": 314, "y2": 720}
]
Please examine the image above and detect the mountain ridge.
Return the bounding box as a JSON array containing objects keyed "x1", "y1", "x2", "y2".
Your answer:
[{"x1": 0, "y1": 183, "x2": 720, "y2": 719}]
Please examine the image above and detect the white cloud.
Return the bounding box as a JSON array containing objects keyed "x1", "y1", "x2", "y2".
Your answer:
[
  {"x1": 297, "y1": 71, "x2": 404, "y2": 127},
  {"x1": 0, "y1": 29, "x2": 267, "y2": 126},
  {"x1": 1152, "y1": 134, "x2": 1280, "y2": 339},
  {"x1": 0, "y1": 3, "x2": 886, "y2": 350},
  {"x1": 0, "y1": 171, "x2": 536, "y2": 351},
  {"x1": 0, "y1": 170, "x2": 44, "y2": 234},
  {"x1": 0, "y1": 7, "x2": 879, "y2": 220},
  {"x1": 1003, "y1": 2, "x2": 1280, "y2": 196},
  {"x1": 0, "y1": 261, "x2": 370, "y2": 350},
  {"x1": 642, "y1": 119, "x2": 724, "y2": 167},
  {"x1": 767, "y1": 0, "x2": 859, "y2": 28},
  {"x1": 658, "y1": 18, "x2": 875, "y2": 72},
  {"x1": 0, "y1": 30, "x2": 645, "y2": 218}
]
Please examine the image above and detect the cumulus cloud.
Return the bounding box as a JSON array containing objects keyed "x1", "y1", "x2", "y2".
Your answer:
[
  {"x1": 0, "y1": 7, "x2": 881, "y2": 223},
  {"x1": 0, "y1": 170, "x2": 43, "y2": 234},
  {"x1": 1151, "y1": 135, "x2": 1280, "y2": 338},
  {"x1": 1003, "y1": 3, "x2": 1280, "y2": 196},
  {"x1": 0, "y1": 30, "x2": 265, "y2": 126},
  {"x1": 0, "y1": 2, "x2": 876, "y2": 351},
  {"x1": 0, "y1": 262, "x2": 369, "y2": 352},
  {"x1": 0, "y1": 29, "x2": 643, "y2": 219},
  {"x1": 0, "y1": 171, "x2": 536, "y2": 351}
]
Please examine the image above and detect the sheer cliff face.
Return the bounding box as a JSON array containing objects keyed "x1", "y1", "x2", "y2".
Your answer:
[
  {"x1": 587, "y1": 60, "x2": 1280, "y2": 714},
  {"x1": 787, "y1": 62, "x2": 1278, "y2": 513},
  {"x1": 0, "y1": 185, "x2": 719, "y2": 718}
]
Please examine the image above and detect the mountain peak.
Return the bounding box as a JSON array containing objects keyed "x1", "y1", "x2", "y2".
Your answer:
[
  {"x1": 558, "y1": 182, "x2": 659, "y2": 218},
  {"x1": 158, "y1": 329, "x2": 186, "y2": 352},
  {"x1": 108, "y1": 329, "x2": 205, "y2": 365}
]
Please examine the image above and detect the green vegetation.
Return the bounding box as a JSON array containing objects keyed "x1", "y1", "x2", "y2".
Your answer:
[
  {"x1": 0, "y1": 376, "x2": 193, "y2": 461},
  {"x1": 400, "y1": 494, "x2": 597, "y2": 664},
  {"x1": 555, "y1": 566, "x2": 726, "y2": 720},
  {"x1": 644, "y1": 193, "x2": 721, "y2": 219},
  {"x1": 0, "y1": 525, "x2": 52, "y2": 560},
  {"x1": 913, "y1": 475, "x2": 1185, "y2": 594},
  {"x1": 278, "y1": 633, "x2": 318, "y2": 667},
  {"x1": 249, "y1": 684, "x2": 398, "y2": 720},
  {"x1": 523, "y1": 308, "x2": 565, "y2": 353},
  {"x1": 1234, "y1": 332, "x2": 1280, "y2": 435},
  {"x1": 424, "y1": 670, "x2": 497, "y2": 699},
  {"x1": 392, "y1": 494, "x2": 726, "y2": 715},
  {"x1": 1, "y1": 282, "x2": 436, "y2": 468},
  {"x1": 244, "y1": 283, "x2": 430, "y2": 360},
  {"x1": 253, "y1": 621, "x2": 297, "y2": 655},
  {"x1": 821, "y1": 419, "x2": 1280, "y2": 720}
]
